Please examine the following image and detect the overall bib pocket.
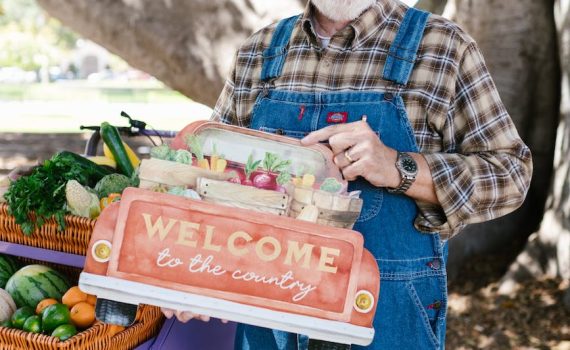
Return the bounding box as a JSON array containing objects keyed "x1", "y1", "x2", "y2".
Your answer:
[
  {"x1": 348, "y1": 179, "x2": 384, "y2": 222},
  {"x1": 258, "y1": 126, "x2": 307, "y2": 140}
]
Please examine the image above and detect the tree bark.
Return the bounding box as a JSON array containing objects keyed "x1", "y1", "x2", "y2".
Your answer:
[
  {"x1": 35, "y1": 0, "x2": 303, "y2": 107},
  {"x1": 443, "y1": 0, "x2": 560, "y2": 276},
  {"x1": 499, "y1": 0, "x2": 569, "y2": 303}
]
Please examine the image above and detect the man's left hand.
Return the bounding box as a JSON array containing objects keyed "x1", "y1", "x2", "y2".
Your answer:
[{"x1": 301, "y1": 121, "x2": 400, "y2": 188}]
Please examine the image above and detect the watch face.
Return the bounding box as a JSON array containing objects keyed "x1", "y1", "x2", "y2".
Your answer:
[{"x1": 401, "y1": 156, "x2": 417, "y2": 174}]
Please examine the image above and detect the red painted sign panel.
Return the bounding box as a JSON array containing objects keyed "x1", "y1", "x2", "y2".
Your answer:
[{"x1": 104, "y1": 189, "x2": 366, "y2": 321}]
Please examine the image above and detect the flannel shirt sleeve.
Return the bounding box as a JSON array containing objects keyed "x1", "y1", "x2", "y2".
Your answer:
[
  {"x1": 416, "y1": 42, "x2": 533, "y2": 240},
  {"x1": 210, "y1": 53, "x2": 240, "y2": 126}
]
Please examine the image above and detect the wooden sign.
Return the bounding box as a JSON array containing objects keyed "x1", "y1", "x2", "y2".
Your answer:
[{"x1": 80, "y1": 188, "x2": 379, "y2": 345}]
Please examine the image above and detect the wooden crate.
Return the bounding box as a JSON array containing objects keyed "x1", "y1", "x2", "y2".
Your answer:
[
  {"x1": 138, "y1": 158, "x2": 234, "y2": 190},
  {"x1": 196, "y1": 178, "x2": 290, "y2": 216},
  {"x1": 290, "y1": 187, "x2": 363, "y2": 229}
]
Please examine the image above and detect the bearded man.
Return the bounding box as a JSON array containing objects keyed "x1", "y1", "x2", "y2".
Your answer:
[{"x1": 166, "y1": 0, "x2": 533, "y2": 349}]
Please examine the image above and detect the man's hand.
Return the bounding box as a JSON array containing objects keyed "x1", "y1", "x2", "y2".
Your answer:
[
  {"x1": 160, "y1": 308, "x2": 228, "y2": 324},
  {"x1": 301, "y1": 121, "x2": 400, "y2": 188}
]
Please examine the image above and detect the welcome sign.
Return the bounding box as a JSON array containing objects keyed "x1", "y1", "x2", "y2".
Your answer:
[{"x1": 80, "y1": 188, "x2": 379, "y2": 345}]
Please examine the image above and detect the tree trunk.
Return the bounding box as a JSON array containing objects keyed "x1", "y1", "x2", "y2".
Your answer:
[
  {"x1": 415, "y1": 0, "x2": 447, "y2": 14},
  {"x1": 499, "y1": 1, "x2": 569, "y2": 304},
  {"x1": 443, "y1": 0, "x2": 560, "y2": 276},
  {"x1": 35, "y1": 0, "x2": 303, "y2": 107}
]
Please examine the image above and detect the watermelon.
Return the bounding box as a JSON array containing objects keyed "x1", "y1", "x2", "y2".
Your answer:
[
  {"x1": 5, "y1": 265, "x2": 70, "y2": 309},
  {"x1": 0, "y1": 255, "x2": 19, "y2": 288}
]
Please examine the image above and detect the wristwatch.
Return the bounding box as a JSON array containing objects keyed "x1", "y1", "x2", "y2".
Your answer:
[{"x1": 387, "y1": 152, "x2": 418, "y2": 194}]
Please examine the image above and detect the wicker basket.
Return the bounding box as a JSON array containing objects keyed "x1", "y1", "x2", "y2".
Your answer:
[
  {"x1": 0, "y1": 258, "x2": 165, "y2": 350},
  {"x1": 0, "y1": 204, "x2": 95, "y2": 255},
  {"x1": 0, "y1": 306, "x2": 163, "y2": 350}
]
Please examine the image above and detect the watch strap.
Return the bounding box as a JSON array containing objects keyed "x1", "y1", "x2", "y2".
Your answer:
[{"x1": 387, "y1": 152, "x2": 416, "y2": 194}]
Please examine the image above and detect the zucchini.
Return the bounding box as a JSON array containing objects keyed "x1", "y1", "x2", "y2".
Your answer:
[
  {"x1": 53, "y1": 151, "x2": 113, "y2": 187},
  {"x1": 100, "y1": 122, "x2": 135, "y2": 177}
]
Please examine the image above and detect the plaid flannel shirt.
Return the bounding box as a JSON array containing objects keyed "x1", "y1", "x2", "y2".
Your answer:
[{"x1": 211, "y1": 0, "x2": 533, "y2": 239}]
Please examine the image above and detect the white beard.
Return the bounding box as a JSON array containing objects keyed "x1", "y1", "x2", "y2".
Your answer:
[{"x1": 311, "y1": 0, "x2": 377, "y2": 22}]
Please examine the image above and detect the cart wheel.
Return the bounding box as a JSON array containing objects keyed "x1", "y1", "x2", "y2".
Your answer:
[
  {"x1": 307, "y1": 339, "x2": 351, "y2": 350},
  {"x1": 95, "y1": 298, "x2": 138, "y2": 327}
]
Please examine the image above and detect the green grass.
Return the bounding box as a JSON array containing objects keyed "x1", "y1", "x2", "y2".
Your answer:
[
  {"x1": 0, "y1": 81, "x2": 190, "y2": 103},
  {"x1": 0, "y1": 82, "x2": 212, "y2": 133}
]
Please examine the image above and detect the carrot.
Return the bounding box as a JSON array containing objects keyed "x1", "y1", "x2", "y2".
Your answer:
[
  {"x1": 210, "y1": 155, "x2": 219, "y2": 170},
  {"x1": 302, "y1": 174, "x2": 316, "y2": 188},
  {"x1": 215, "y1": 159, "x2": 227, "y2": 172},
  {"x1": 197, "y1": 159, "x2": 210, "y2": 170}
]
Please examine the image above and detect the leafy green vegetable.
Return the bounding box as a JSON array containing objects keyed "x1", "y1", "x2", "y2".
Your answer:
[
  {"x1": 94, "y1": 173, "x2": 133, "y2": 198},
  {"x1": 262, "y1": 152, "x2": 291, "y2": 173},
  {"x1": 320, "y1": 178, "x2": 343, "y2": 193},
  {"x1": 245, "y1": 154, "x2": 261, "y2": 181},
  {"x1": 150, "y1": 144, "x2": 172, "y2": 160},
  {"x1": 3, "y1": 153, "x2": 99, "y2": 235},
  {"x1": 174, "y1": 149, "x2": 193, "y2": 164},
  {"x1": 276, "y1": 172, "x2": 292, "y2": 186},
  {"x1": 186, "y1": 136, "x2": 204, "y2": 161}
]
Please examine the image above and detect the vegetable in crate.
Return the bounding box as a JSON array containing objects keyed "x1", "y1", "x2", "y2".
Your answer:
[
  {"x1": 11, "y1": 306, "x2": 34, "y2": 329},
  {"x1": 186, "y1": 135, "x2": 209, "y2": 170},
  {"x1": 210, "y1": 144, "x2": 227, "y2": 173},
  {"x1": 51, "y1": 323, "x2": 77, "y2": 341},
  {"x1": 0, "y1": 289, "x2": 17, "y2": 322},
  {"x1": 95, "y1": 173, "x2": 133, "y2": 198},
  {"x1": 22, "y1": 314, "x2": 41, "y2": 333},
  {"x1": 243, "y1": 154, "x2": 261, "y2": 186},
  {"x1": 150, "y1": 144, "x2": 175, "y2": 161},
  {"x1": 66, "y1": 180, "x2": 101, "y2": 219},
  {"x1": 320, "y1": 178, "x2": 343, "y2": 193},
  {"x1": 3, "y1": 152, "x2": 111, "y2": 235},
  {"x1": 252, "y1": 152, "x2": 291, "y2": 190},
  {"x1": 104, "y1": 141, "x2": 140, "y2": 168},
  {"x1": 5, "y1": 265, "x2": 70, "y2": 309},
  {"x1": 0, "y1": 255, "x2": 19, "y2": 289},
  {"x1": 42, "y1": 303, "x2": 71, "y2": 333},
  {"x1": 173, "y1": 149, "x2": 193, "y2": 165},
  {"x1": 100, "y1": 122, "x2": 135, "y2": 177}
]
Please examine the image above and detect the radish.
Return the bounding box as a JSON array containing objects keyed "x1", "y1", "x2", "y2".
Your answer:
[
  {"x1": 228, "y1": 176, "x2": 242, "y2": 185},
  {"x1": 252, "y1": 172, "x2": 276, "y2": 190}
]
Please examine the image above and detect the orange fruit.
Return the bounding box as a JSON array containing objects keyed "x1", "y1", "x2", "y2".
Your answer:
[
  {"x1": 36, "y1": 298, "x2": 58, "y2": 315},
  {"x1": 70, "y1": 302, "x2": 95, "y2": 328},
  {"x1": 107, "y1": 324, "x2": 125, "y2": 337},
  {"x1": 62, "y1": 286, "x2": 88, "y2": 308},
  {"x1": 86, "y1": 294, "x2": 97, "y2": 306}
]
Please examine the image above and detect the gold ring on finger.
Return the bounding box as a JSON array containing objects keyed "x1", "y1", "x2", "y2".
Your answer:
[{"x1": 345, "y1": 150, "x2": 355, "y2": 163}]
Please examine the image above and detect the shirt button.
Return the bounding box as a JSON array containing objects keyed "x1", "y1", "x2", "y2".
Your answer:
[{"x1": 384, "y1": 92, "x2": 394, "y2": 101}]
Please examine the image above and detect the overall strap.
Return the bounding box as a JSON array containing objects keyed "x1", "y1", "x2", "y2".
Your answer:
[
  {"x1": 382, "y1": 8, "x2": 430, "y2": 86},
  {"x1": 260, "y1": 15, "x2": 301, "y2": 82}
]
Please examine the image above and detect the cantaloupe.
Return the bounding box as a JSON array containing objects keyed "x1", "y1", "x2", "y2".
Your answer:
[{"x1": 0, "y1": 288, "x2": 17, "y2": 322}]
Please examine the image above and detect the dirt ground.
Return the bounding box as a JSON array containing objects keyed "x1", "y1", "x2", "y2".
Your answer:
[{"x1": 1, "y1": 133, "x2": 569, "y2": 350}]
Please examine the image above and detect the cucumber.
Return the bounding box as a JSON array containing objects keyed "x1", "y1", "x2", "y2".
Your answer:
[
  {"x1": 53, "y1": 151, "x2": 112, "y2": 187},
  {"x1": 100, "y1": 122, "x2": 135, "y2": 177}
]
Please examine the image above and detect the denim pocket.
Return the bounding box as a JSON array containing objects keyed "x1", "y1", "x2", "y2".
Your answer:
[
  {"x1": 370, "y1": 278, "x2": 444, "y2": 350},
  {"x1": 349, "y1": 179, "x2": 383, "y2": 222},
  {"x1": 258, "y1": 126, "x2": 307, "y2": 140},
  {"x1": 406, "y1": 277, "x2": 447, "y2": 349}
]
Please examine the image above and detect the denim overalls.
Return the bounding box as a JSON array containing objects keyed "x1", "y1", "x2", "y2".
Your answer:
[{"x1": 236, "y1": 8, "x2": 449, "y2": 350}]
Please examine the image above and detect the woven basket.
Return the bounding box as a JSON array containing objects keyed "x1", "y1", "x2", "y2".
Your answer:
[
  {"x1": 0, "y1": 306, "x2": 163, "y2": 350},
  {"x1": 0, "y1": 204, "x2": 95, "y2": 255},
  {"x1": 0, "y1": 258, "x2": 165, "y2": 350}
]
